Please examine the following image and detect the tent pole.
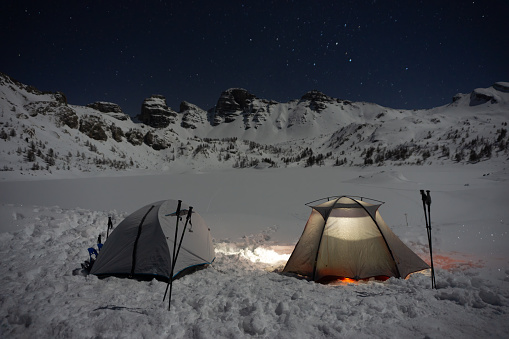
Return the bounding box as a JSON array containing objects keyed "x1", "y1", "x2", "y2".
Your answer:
[
  {"x1": 163, "y1": 200, "x2": 182, "y2": 307},
  {"x1": 353, "y1": 198, "x2": 401, "y2": 278},
  {"x1": 130, "y1": 205, "x2": 155, "y2": 278},
  {"x1": 311, "y1": 196, "x2": 342, "y2": 281}
]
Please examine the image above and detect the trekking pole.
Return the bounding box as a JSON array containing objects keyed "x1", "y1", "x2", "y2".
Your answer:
[
  {"x1": 163, "y1": 200, "x2": 182, "y2": 304},
  {"x1": 173, "y1": 207, "x2": 193, "y2": 269},
  {"x1": 420, "y1": 190, "x2": 429, "y2": 238},
  {"x1": 166, "y1": 207, "x2": 193, "y2": 311},
  {"x1": 420, "y1": 190, "x2": 435, "y2": 289},
  {"x1": 426, "y1": 190, "x2": 436, "y2": 289},
  {"x1": 106, "y1": 216, "x2": 113, "y2": 239}
]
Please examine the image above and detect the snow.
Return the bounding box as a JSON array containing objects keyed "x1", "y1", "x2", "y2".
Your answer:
[{"x1": 1, "y1": 164, "x2": 508, "y2": 338}]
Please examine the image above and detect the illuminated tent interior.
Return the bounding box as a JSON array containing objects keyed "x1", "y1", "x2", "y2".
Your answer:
[
  {"x1": 90, "y1": 199, "x2": 215, "y2": 282},
  {"x1": 283, "y1": 196, "x2": 429, "y2": 282}
]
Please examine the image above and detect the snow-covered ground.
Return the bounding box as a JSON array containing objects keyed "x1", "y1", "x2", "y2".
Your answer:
[{"x1": 1, "y1": 163, "x2": 508, "y2": 338}]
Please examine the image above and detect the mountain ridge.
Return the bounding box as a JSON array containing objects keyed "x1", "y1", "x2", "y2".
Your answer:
[{"x1": 0, "y1": 71, "x2": 508, "y2": 179}]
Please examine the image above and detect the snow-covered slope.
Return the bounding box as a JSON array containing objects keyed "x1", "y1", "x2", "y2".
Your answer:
[{"x1": 1, "y1": 72, "x2": 508, "y2": 180}]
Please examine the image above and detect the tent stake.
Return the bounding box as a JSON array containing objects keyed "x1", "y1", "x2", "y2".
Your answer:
[{"x1": 420, "y1": 190, "x2": 436, "y2": 289}]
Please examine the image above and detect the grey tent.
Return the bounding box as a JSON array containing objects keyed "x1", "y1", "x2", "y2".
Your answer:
[
  {"x1": 283, "y1": 196, "x2": 429, "y2": 281},
  {"x1": 91, "y1": 199, "x2": 215, "y2": 282}
]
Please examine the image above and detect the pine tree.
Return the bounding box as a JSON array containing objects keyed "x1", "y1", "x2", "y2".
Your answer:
[{"x1": 469, "y1": 149, "x2": 479, "y2": 162}]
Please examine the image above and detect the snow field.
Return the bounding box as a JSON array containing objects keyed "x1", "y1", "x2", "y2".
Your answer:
[
  {"x1": 0, "y1": 165, "x2": 508, "y2": 338},
  {"x1": 0, "y1": 211, "x2": 507, "y2": 337}
]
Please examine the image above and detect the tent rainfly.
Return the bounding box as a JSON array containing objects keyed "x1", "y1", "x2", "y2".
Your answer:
[
  {"x1": 91, "y1": 199, "x2": 215, "y2": 282},
  {"x1": 283, "y1": 196, "x2": 429, "y2": 282}
]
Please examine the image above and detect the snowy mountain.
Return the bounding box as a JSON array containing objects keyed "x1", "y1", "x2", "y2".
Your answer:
[{"x1": 0, "y1": 71, "x2": 508, "y2": 178}]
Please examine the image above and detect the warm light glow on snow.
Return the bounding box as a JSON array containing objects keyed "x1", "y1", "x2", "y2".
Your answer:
[
  {"x1": 432, "y1": 254, "x2": 484, "y2": 270},
  {"x1": 339, "y1": 277, "x2": 358, "y2": 283},
  {"x1": 216, "y1": 245, "x2": 290, "y2": 264},
  {"x1": 329, "y1": 277, "x2": 360, "y2": 285},
  {"x1": 322, "y1": 276, "x2": 391, "y2": 285}
]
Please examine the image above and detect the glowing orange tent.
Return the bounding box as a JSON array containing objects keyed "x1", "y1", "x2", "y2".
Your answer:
[{"x1": 283, "y1": 196, "x2": 429, "y2": 282}]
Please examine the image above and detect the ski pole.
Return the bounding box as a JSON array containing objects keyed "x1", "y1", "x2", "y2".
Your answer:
[
  {"x1": 172, "y1": 207, "x2": 193, "y2": 269},
  {"x1": 426, "y1": 190, "x2": 436, "y2": 289},
  {"x1": 420, "y1": 190, "x2": 435, "y2": 289},
  {"x1": 166, "y1": 207, "x2": 193, "y2": 311},
  {"x1": 420, "y1": 190, "x2": 429, "y2": 239},
  {"x1": 163, "y1": 200, "x2": 182, "y2": 304},
  {"x1": 106, "y1": 216, "x2": 113, "y2": 239}
]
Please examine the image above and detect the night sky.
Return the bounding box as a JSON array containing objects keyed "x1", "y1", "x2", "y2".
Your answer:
[{"x1": 2, "y1": 1, "x2": 508, "y2": 117}]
